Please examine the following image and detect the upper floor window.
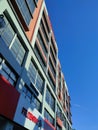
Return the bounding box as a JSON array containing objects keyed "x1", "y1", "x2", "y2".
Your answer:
[
  {"x1": 27, "y1": 61, "x2": 37, "y2": 84},
  {"x1": 35, "y1": 0, "x2": 38, "y2": 3},
  {"x1": 42, "y1": 11, "x2": 50, "y2": 34},
  {"x1": 37, "y1": 31, "x2": 48, "y2": 57},
  {"x1": 56, "y1": 125, "x2": 61, "y2": 130},
  {"x1": 21, "y1": 84, "x2": 41, "y2": 112},
  {"x1": 0, "y1": 16, "x2": 26, "y2": 65},
  {"x1": 40, "y1": 20, "x2": 49, "y2": 44},
  {"x1": 34, "y1": 43, "x2": 46, "y2": 71},
  {"x1": 44, "y1": 109, "x2": 54, "y2": 126},
  {"x1": 46, "y1": 87, "x2": 55, "y2": 111},
  {"x1": 27, "y1": 60, "x2": 44, "y2": 94},
  {"x1": 26, "y1": 0, "x2": 36, "y2": 14},
  {"x1": 0, "y1": 56, "x2": 17, "y2": 86},
  {"x1": 16, "y1": 0, "x2": 32, "y2": 25}
]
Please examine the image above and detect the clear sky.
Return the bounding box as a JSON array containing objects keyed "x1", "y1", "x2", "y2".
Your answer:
[{"x1": 45, "y1": 0, "x2": 98, "y2": 130}]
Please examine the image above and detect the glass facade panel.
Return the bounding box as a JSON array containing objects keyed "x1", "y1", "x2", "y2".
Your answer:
[
  {"x1": 0, "y1": 57, "x2": 17, "y2": 86},
  {"x1": 0, "y1": 17, "x2": 15, "y2": 47},
  {"x1": 40, "y1": 20, "x2": 49, "y2": 44},
  {"x1": 11, "y1": 37, "x2": 25, "y2": 65},
  {"x1": 16, "y1": 0, "x2": 31, "y2": 25},
  {"x1": 49, "y1": 58, "x2": 56, "y2": 78},
  {"x1": 21, "y1": 84, "x2": 41, "y2": 112},
  {"x1": 36, "y1": 73, "x2": 44, "y2": 94},
  {"x1": 26, "y1": 0, "x2": 35, "y2": 14},
  {"x1": 46, "y1": 87, "x2": 55, "y2": 111},
  {"x1": 44, "y1": 109, "x2": 54, "y2": 125},
  {"x1": 34, "y1": 43, "x2": 46, "y2": 70},
  {"x1": 37, "y1": 31, "x2": 47, "y2": 57},
  {"x1": 28, "y1": 61, "x2": 37, "y2": 84}
]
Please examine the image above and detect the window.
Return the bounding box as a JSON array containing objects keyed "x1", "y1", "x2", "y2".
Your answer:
[
  {"x1": 43, "y1": 11, "x2": 50, "y2": 33},
  {"x1": 27, "y1": 61, "x2": 37, "y2": 84},
  {"x1": 66, "y1": 122, "x2": 69, "y2": 130},
  {"x1": 56, "y1": 125, "x2": 61, "y2": 130},
  {"x1": 10, "y1": 37, "x2": 26, "y2": 65},
  {"x1": 35, "y1": 72, "x2": 44, "y2": 94},
  {"x1": 0, "y1": 16, "x2": 26, "y2": 65},
  {"x1": 40, "y1": 20, "x2": 49, "y2": 44},
  {"x1": 0, "y1": 56, "x2": 17, "y2": 86},
  {"x1": 63, "y1": 118, "x2": 66, "y2": 128},
  {"x1": 44, "y1": 109, "x2": 54, "y2": 125},
  {"x1": 51, "y1": 38, "x2": 57, "y2": 57},
  {"x1": 21, "y1": 84, "x2": 41, "y2": 112},
  {"x1": 28, "y1": 60, "x2": 44, "y2": 94},
  {"x1": 26, "y1": 0, "x2": 35, "y2": 14},
  {"x1": 16, "y1": 0, "x2": 31, "y2": 25},
  {"x1": 48, "y1": 71, "x2": 55, "y2": 91},
  {"x1": 37, "y1": 31, "x2": 48, "y2": 57},
  {"x1": 35, "y1": 0, "x2": 38, "y2": 3},
  {"x1": 46, "y1": 87, "x2": 55, "y2": 111},
  {"x1": 34, "y1": 43, "x2": 46, "y2": 70},
  {"x1": 0, "y1": 17, "x2": 15, "y2": 47},
  {"x1": 49, "y1": 58, "x2": 56, "y2": 78},
  {"x1": 50, "y1": 47, "x2": 56, "y2": 66}
]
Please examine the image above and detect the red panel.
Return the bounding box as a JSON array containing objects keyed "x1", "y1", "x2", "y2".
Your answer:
[
  {"x1": 0, "y1": 75, "x2": 20, "y2": 120},
  {"x1": 44, "y1": 119, "x2": 56, "y2": 130}
]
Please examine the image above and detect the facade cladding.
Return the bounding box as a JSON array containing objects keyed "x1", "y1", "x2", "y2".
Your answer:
[{"x1": 0, "y1": 0, "x2": 72, "y2": 130}]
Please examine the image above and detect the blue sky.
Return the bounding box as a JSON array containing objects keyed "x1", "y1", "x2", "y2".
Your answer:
[{"x1": 45, "y1": 0, "x2": 98, "y2": 130}]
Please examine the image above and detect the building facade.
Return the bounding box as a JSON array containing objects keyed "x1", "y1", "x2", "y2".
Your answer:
[{"x1": 0, "y1": 0, "x2": 72, "y2": 130}]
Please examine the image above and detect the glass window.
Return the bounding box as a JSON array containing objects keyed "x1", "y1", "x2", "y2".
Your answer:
[
  {"x1": 35, "y1": 73, "x2": 44, "y2": 94},
  {"x1": 0, "y1": 16, "x2": 26, "y2": 65},
  {"x1": 33, "y1": 97, "x2": 41, "y2": 112},
  {"x1": 37, "y1": 31, "x2": 48, "y2": 57},
  {"x1": 28, "y1": 61, "x2": 37, "y2": 84},
  {"x1": 16, "y1": 0, "x2": 31, "y2": 25},
  {"x1": 63, "y1": 118, "x2": 66, "y2": 128},
  {"x1": 28, "y1": 60, "x2": 45, "y2": 94},
  {"x1": 40, "y1": 20, "x2": 49, "y2": 44},
  {"x1": 0, "y1": 58, "x2": 17, "y2": 86},
  {"x1": 26, "y1": 0, "x2": 35, "y2": 14},
  {"x1": 43, "y1": 12, "x2": 50, "y2": 33},
  {"x1": 21, "y1": 84, "x2": 41, "y2": 112},
  {"x1": 35, "y1": 0, "x2": 38, "y2": 3},
  {"x1": 49, "y1": 58, "x2": 56, "y2": 78},
  {"x1": 48, "y1": 71, "x2": 55, "y2": 91},
  {"x1": 46, "y1": 87, "x2": 55, "y2": 111},
  {"x1": 10, "y1": 37, "x2": 25, "y2": 65},
  {"x1": 44, "y1": 109, "x2": 54, "y2": 125},
  {"x1": 0, "y1": 17, "x2": 15, "y2": 47},
  {"x1": 34, "y1": 43, "x2": 46, "y2": 70},
  {"x1": 56, "y1": 125, "x2": 61, "y2": 130}
]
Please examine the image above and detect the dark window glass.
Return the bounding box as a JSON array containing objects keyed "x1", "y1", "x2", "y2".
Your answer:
[
  {"x1": 44, "y1": 109, "x2": 54, "y2": 125},
  {"x1": 0, "y1": 16, "x2": 26, "y2": 65},
  {"x1": 46, "y1": 87, "x2": 55, "y2": 111},
  {"x1": 37, "y1": 31, "x2": 48, "y2": 57},
  {"x1": 0, "y1": 57, "x2": 17, "y2": 86},
  {"x1": 34, "y1": 43, "x2": 46, "y2": 70},
  {"x1": 35, "y1": 73, "x2": 44, "y2": 94},
  {"x1": 27, "y1": 61, "x2": 37, "y2": 84},
  {"x1": 16, "y1": 0, "x2": 31, "y2": 25},
  {"x1": 40, "y1": 20, "x2": 49, "y2": 44},
  {"x1": 26, "y1": 0, "x2": 35, "y2": 14},
  {"x1": 21, "y1": 84, "x2": 41, "y2": 112},
  {"x1": 28, "y1": 60, "x2": 44, "y2": 94},
  {"x1": 11, "y1": 37, "x2": 25, "y2": 65}
]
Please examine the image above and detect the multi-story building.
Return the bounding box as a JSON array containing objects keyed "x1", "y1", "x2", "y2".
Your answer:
[{"x1": 0, "y1": 0, "x2": 72, "y2": 130}]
